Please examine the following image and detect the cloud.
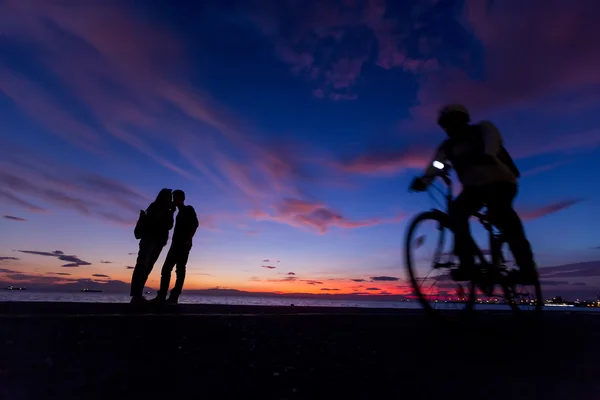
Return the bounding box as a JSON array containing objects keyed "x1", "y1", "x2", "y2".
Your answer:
[
  {"x1": 244, "y1": 0, "x2": 440, "y2": 100},
  {"x1": 0, "y1": 257, "x2": 19, "y2": 261},
  {"x1": 92, "y1": 274, "x2": 110, "y2": 278},
  {"x1": 521, "y1": 160, "x2": 570, "y2": 178},
  {"x1": 407, "y1": 0, "x2": 600, "y2": 155},
  {"x1": 303, "y1": 280, "x2": 323, "y2": 285},
  {"x1": 0, "y1": 149, "x2": 148, "y2": 226},
  {"x1": 287, "y1": 272, "x2": 296, "y2": 275},
  {"x1": 321, "y1": 288, "x2": 340, "y2": 291},
  {"x1": 126, "y1": 266, "x2": 135, "y2": 269},
  {"x1": 370, "y1": 276, "x2": 399, "y2": 282},
  {"x1": 261, "y1": 265, "x2": 276, "y2": 269},
  {"x1": 0, "y1": 0, "x2": 327, "y2": 232},
  {"x1": 3, "y1": 215, "x2": 27, "y2": 222},
  {"x1": 335, "y1": 147, "x2": 431, "y2": 176},
  {"x1": 540, "y1": 280, "x2": 570, "y2": 286},
  {"x1": 18, "y1": 250, "x2": 91, "y2": 267},
  {"x1": 263, "y1": 259, "x2": 271, "y2": 262},
  {"x1": 539, "y1": 261, "x2": 600, "y2": 279},
  {"x1": 267, "y1": 276, "x2": 297, "y2": 283},
  {"x1": 351, "y1": 279, "x2": 366, "y2": 282},
  {"x1": 572, "y1": 283, "x2": 587, "y2": 286},
  {"x1": 365, "y1": 287, "x2": 381, "y2": 291},
  {"x1": 252, "y1": 198, "x2": 403, "y2": 234},
  {"x1": 100, "y1": 260, "x2": 112, "y2": 264},
  {"x1": 519, "y1": 199, "x2": 582, "y2": 222},
  {"x1": 47, "y1": 272, "x2": 72, "y2": 276},
  {"x1": 0, "y1": 190, "x2": 47, "y2": 213},
  {"x1": 0, "y1": 268, "x2": 19, "y2": 274}
]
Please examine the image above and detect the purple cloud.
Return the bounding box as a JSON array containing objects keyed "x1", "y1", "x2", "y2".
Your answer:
[
  {"x1": 3, "y1": 215, "x2": 27, "y2": 222},
  {"x1": 18, "y1": 250, "x2": 91, "y2": 267},
  {"x1": 370, "y1": 276, "x2": 399, "y2": 282}
]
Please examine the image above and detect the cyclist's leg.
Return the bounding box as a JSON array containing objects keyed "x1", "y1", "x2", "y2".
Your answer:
[
  {"x1": 483, "y1": 183, "x2": 537, "y2": 280},
  {"x1": 449, "y1": 186, "x2": 484, "y2": 275}
]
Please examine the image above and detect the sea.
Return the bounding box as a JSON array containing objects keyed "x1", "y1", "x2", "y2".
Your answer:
[{"x1": 0, "y1": 291, "x2": 595, "y2": 312}]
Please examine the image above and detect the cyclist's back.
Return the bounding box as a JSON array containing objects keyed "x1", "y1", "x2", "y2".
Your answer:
[{"x1": 426, "y1": 120, "x2": 518, "y2": 188}]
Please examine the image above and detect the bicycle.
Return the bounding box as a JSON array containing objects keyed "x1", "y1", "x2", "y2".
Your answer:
[{"x1": 404, "y1": 163, "x2": 543, "y2": 317}]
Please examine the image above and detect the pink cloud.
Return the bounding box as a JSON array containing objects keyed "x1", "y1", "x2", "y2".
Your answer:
[
  {"x1": 409, "y1": 0, "x2": 600, "y2": 141},
  {"x1": 1, "y1": 0, "x2": 325, "y2": 229},
  {"x1": 334, "y1": 147, "x2": 431, "y2": 176},
  {"x1": 519, "y1": 199, "x2": 582, "y2": 222},
  {"x1": 251, "y1": 198, "x2": 404, "y2": 234}
]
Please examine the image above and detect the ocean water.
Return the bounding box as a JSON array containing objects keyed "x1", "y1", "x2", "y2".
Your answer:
[
  {"x1": 0, "y1": 291, "x2": 425, "y2": 309},
  {"x1": 0, "y1": 291, "x2": 593, "y2": 312}
]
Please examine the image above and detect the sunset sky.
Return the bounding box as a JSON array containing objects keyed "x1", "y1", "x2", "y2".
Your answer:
[{"x1": 1, "y1": 0, "x2": 599, "y2": 299}]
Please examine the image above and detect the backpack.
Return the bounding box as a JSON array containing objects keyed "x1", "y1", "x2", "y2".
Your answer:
[
  {"x1": 497, "y1": 145, "x2": 521, "y2": 178},
  {"x1": 455, "y1": 123, "x2": 522, "y2": 179},
  {"x1": 133, "y1": 210, "x2": 147, "y2": 240}
]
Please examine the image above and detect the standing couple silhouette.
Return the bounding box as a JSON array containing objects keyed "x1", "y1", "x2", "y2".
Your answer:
[{"x1": 130, "y1": 189, "x2": 199, "y2": 304}]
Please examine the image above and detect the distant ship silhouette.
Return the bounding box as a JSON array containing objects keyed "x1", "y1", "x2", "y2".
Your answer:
[{"x1": 4, "y1": 285, "x2": 26, "y2": 291}]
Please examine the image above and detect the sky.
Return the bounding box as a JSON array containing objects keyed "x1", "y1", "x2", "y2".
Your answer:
[{"x1": 1, "y1": 0, "x2": 599, "y2": 300}]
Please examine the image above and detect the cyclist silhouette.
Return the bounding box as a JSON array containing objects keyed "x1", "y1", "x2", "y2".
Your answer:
[{"x1": 410, "y1": 104, "x2": 538, "y2": 284}]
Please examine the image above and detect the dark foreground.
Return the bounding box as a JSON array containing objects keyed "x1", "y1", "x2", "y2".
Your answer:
[{"x1": 0, "y1": 303, "x2": 598, "y2": 400}]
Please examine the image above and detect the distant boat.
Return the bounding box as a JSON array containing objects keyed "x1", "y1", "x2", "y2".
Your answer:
[
  {"x1": 4, "y1": 286, "x2": 26, "y2": 291},
  {"x1": 81, "y1": 288, "x2": 102, "y2": 293}
]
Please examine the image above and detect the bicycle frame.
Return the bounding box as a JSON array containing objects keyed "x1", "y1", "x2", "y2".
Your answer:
[{"x1": 428, "y1": 166, "x2": 505, "y2": 269}]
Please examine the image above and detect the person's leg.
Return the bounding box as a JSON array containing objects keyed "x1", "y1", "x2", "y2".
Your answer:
[
  {"x1": 139, "y1": 240, "x2": 164, "y2": 293},
  {"x1": 449, "y1": 187, "x2": 484, "y2": 276},
  {"x1": 484, "y1": 183, "x2": 536, "y2": 281},
  {"x1": 130, "y1": 240, "x2": 153, "y2": 299},
  {"x1": 156, "y1": 245, "x2": 177, "y2": 299},
  {"x1": 169, "y1": 245, "x2": 191, "y2": 301}
]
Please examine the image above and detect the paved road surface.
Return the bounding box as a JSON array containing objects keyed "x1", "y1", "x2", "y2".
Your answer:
[{"x1": 0, "y1": 302, "x2": 598, "y2": 399}]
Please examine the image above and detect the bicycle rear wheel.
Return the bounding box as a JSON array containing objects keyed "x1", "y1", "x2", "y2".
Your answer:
[
  {"x1": 502, "y1": 270, "x2": 543, "y2": 313},
  {"x1": 404, "y1": 211, "x2": 476, "y2": 317}
]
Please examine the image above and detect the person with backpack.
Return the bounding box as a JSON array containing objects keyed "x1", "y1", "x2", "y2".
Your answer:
[
  {"x1": 130, "y1": 188, "x2": 175, "y2": 304},
  {"x1": 410, "y1": 104, "x2": 538, "y2": 284}
]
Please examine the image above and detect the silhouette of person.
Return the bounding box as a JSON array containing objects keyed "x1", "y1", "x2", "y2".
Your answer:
[
  {"x1": 152, "y1": 189, "x2": 199, "y2": 304},
  {"x1": 130, "y1": 188, "x2": 175, "y2": 303},
  {"x1": 411, "y1": 104, "x2": 537, "y2": 283}
]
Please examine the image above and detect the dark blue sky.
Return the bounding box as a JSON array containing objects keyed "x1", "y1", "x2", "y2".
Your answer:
[{"x1": 1, "y1": 0, "x2": 599, "y2": 298}]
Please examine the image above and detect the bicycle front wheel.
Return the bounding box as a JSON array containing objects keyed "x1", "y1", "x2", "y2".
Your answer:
[{"x1": 404, "y1": 211, "x2": 476, "y2": 316}]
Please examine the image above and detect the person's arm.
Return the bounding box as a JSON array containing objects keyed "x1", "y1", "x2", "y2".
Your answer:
[
  {"x1": 184, "y1": 207, "x2": 199, "y2": 245},
  {"x1": 422, "y1": 144, "x2": 448, "y2": 185},
  {"x1": 410, "y1": 143, "x2": 448, "y2": 191},
  {"x1": 166, "y1": 207, "x2": 175, "y2": 231}
]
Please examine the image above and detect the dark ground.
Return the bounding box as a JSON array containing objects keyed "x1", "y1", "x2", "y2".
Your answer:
[{"x1": 0, "y1": 302, "x2": 599, "y2": 400}]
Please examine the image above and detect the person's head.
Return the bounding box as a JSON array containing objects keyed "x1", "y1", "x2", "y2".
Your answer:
[
  {"x1": 155, "y1": 188, "x2": 172, "y2": 208},
  {"x1": 173, "y1": 189, "x2": 185, "y2": 207},
  {"x1": 437, "y1": 104, "x2": 470, "y2": 138}
]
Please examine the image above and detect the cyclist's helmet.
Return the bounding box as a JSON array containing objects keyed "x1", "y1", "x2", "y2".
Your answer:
[{"x1": 437, "y1": 104, "x2": 470, "y2": 127}]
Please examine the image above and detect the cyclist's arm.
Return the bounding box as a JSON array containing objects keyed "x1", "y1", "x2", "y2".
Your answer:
[{"x1": 421, "y1": 145, "x2": 447, "y2": 185}]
